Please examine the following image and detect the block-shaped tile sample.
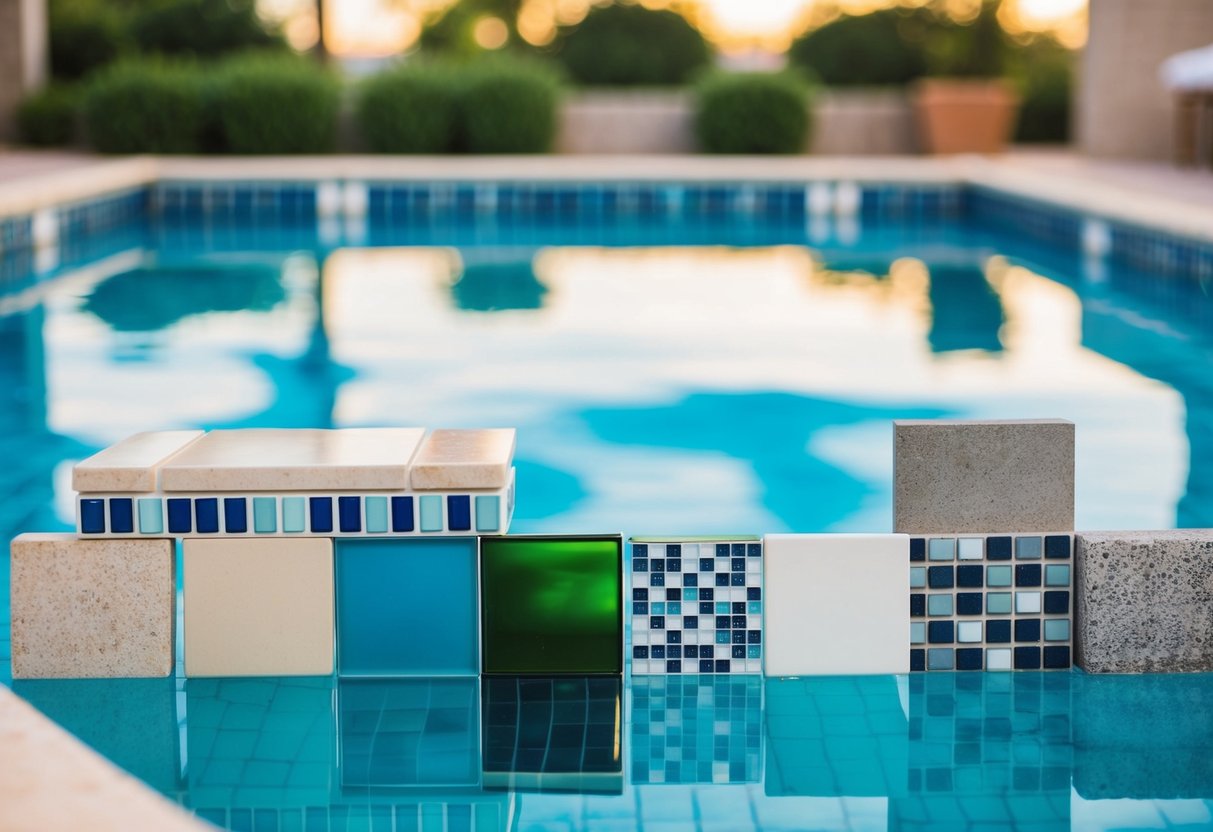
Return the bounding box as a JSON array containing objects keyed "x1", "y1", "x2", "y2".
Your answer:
[
  {"x1": 336, "y1": 537, "x2": 479, "y2": 676},
  {"x1": 482, "y1": 676, "x2": 622, "y2": 793},
  {"x1": 10, "y1": 534, "x2": 174, "y2": 679},
  {"x1": 160, "y1": 427, "x2": 425, "y2": 491},
  {"x1": 893, "y1": 419, "x2": 1074, "y2": 534},
  {"x1": 910, "y1": 533, "x2": 1073, "y2": 672},
  {"x1": 72, "y1": 430, "x2": 204, "y2": 493},
  {"x1": 632, "y1": 675, "x2": 762, "y2": 785},
  {"x1": 480, "y1": 535, "x2": 622, "y2": 675},
  {"x1": 764, "y1": 534, "x2": 909, "y2": 676},
  {"x1": 629, "y1": 537, "x2": 763, "y2": 676},
  {"x1": 183, "y1": 537, "x2": 334, "y2": 677},
  {"x1": 339, "y1": 678, "x2": 480, "y2": 788},
  {"x1": 1076, "y1": 530, "x2": 1213, "y2": 672},
  {"x1": 410, "y1": 428, "x2": 515, "y2": 490}
]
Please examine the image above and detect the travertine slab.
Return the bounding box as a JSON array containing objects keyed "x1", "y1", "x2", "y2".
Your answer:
[
  {"x1": 1076, "y1": 530, "x2": 1213, "y2": 673},
  {"x1": 72, "y1": 430, "x2": 204, "y2": 493},
  {"x1": 894, "y1": 419, "x2": 1074, "y2": 534},
  {"x1": 410, "y1": 428, "x2": 516, "y2": 490},
  {"x1": 764, "y1": 534, "x2": 910, "y2": 676},
  {"x1": 10, "y1": 534, "x2": 175, "y2": 679},
  {"x1": 160, "y1": 428, "x2": 425, "y2": 492},
  {"x1": 183, "y1": 537, "x2": 334, "y2": 677}
]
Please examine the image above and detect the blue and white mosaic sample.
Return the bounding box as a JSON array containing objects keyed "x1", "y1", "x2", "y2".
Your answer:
[
  {"x1": 630, "y1": 538, "x2": 763, "y2": 676},
  {"x1": 909, "y1": 533, "x2": 1073, "y2": 672}
]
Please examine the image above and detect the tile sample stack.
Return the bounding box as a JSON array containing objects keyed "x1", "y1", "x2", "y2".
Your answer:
[{"x1": 894, "y1": 419, "x2": 1075, "y2": 672}]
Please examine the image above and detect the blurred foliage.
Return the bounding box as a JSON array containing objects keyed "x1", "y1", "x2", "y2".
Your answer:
[
  {"x1": 550, "y1": 4, "x2": 711, "y2": 87},
  {"x1": 454, "y1": 57, "x2": 562, "y2": 153},
  {"x1": 212, "y1": 53, "x2": 340, "y2": 154},
  {"x1": 924, "y1": 0, "x2": 1009, "y2": 78},
  {"x1": 694, "y1": 72, "x2": 813, "y2": 154},
  {"x1": 130, "y1": 0, "x2": 284, "y2": 58},
  {"x1": 357, "y1": 63, "x2": 459, "y2": 153},
  {"x1": 48, "y1": 4, "x2": 129, "y2": 80},
  {"x1": 788, "y1": 7, "x2": 932, "y2": 87},
  {"x1": 82, "y1": 58, "x2": 207, "y2": 153},
  {"x1": 1010, "y1": 36, "x2": 1073, "y2": 143},
  {"x1": 17, "y1": 84, "x2": 80, "y2": 146},
  {"x1": 420, "y1": 0, "x2": 524, "y2": 56}
]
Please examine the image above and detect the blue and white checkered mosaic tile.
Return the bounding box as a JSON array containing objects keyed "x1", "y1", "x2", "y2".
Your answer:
[{"x1": 630, "y1": 538, "x2": 763, "y2": 676}]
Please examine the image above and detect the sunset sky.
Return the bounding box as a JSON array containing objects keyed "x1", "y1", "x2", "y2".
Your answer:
[{"x1": 261, "y1": 0, "x2": 1088, "y2": 58}]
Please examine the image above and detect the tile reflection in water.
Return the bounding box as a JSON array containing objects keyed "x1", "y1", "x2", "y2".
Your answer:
[
  {"x1": 482, "y1": 676, "x2": 623, "y2": 793},
  {"x1": 338, "y1": 677, "x2": 480, "y2": 789},
  {"x1": 631, "y1": 675, "x2": 762, "y2": 784}
]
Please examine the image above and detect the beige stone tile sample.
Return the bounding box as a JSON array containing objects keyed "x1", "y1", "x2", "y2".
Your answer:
[
  {"x1": 894, "y1": 419, "x2": 1074, "y2": 534},
  {"x1": 183, "y1": 537, "x2": 334, "y2": 677},
  {"x1": 160, "y1": 427, "x2": 425, "y2": 492},
  {"x1": 410, "y1": 428, "x2": 516, "y2": 490},
  {"x1": 10, "y1": 534, "x2": 175, "y2": 679},
  {"x1": 72, "y1": 430, "x2": 205, "y2": 493}
]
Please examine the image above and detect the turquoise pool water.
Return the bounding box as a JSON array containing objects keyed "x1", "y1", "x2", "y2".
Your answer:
[{"x1": 2, "y1": 202, "x2": 1213, "y2": 829}]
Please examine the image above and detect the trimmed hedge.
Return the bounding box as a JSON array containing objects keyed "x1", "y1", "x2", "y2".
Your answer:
[
  {"x1": 694, "y1": 73, "x2": 812, "y2": 154},
  {"x1": 17, "y1": 85, "x2": 79, "y2": 146},
  {"x1": 213, "y1": 54, "x2": 341, "y2": 154},
  {"x1": 788, "y1": 8, "x2": 931, "y2": 87},
  {"x1": 49, "y1": 6, "x2": 128, "y2": 81},
  {"x1": 357, "y1": 64, "x2": 458, "y2": 153},
  {"x1": 131, "y1": 0, "x2": 282, "y2": 58},
  {"x1": 82, "y1": 59, "x2": 207, "y2": 153},
  {"x1": 553, "y1": 4, "x2": 711, "y2": 86},
  {"x1": 455, "y1": 60, "x2": 561, "y2": 153}
]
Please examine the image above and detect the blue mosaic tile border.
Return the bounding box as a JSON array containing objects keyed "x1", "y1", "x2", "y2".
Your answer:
[
  {"x1": 0, "y1": 215, "x2": 33, "y2": 257},
  {"x1": 57, "y1": 188, "x2": 148, "y2": 240},
  {"x1": 152, "y1": 181, "x2": 317, "y2": 222}
]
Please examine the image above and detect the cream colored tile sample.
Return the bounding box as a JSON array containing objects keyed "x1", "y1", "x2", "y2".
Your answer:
[
  {"x1": 10, "y1": 533, "x2": 175, "y2": 679},
  {"x1": 72, "y1": 430, "x2": 205, "y2": 493},
  {"x1": 410, "y1": 428, "x2": 516, "y2": 489},
  {"x1": 160, "y1": 428, "x2": 425, "y2": 492},
  {"x1": 764, "y1": 534, "x2": 910, "y2": 676},
  {"x1": 183, "y1": 537, "x2": 334, "y2": 677}
]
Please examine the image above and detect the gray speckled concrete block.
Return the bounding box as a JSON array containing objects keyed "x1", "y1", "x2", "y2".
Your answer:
[
  {"x1": 893, "y1": 419, "x2": 1074, "y2": 534},
  {"x1": 1076, "y1": 530, "x2": 1213, "y2": 673},
  {"x1": 10, "y1": 533, "x2": 175, "y2": 679}
]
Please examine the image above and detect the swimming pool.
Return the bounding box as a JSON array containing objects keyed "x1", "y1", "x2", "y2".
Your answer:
[{"x1": 2, "y1": 180, "x2": 1213, "y2": 830}]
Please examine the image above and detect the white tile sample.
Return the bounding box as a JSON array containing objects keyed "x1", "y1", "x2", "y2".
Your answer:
[
  {"x1": 763, "y1": 534, "x2": 910, "y2": 676},
  {"x1": 410, "y1": 428, "x2": 516, "y2": 490},
  {"x1": 72, "y1": 430, "x2": 205, "y2": 493},
  {"x1": 183, "y1": 537, "x2": 334, "y2": 677}
]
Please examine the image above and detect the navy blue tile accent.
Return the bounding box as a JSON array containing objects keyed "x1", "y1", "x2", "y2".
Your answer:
[
  {"x1": 747, "y1": 587, "x2": 760, "y2": 600},
  {"x1": 1016, "y1": 564, "x2": 1042, "y2": 587},
  {"x1": 633, "y1": 646, "x2": 648, "y2": 659},
  {"x1": 748, "y1": 630, "x2": 761, "y2": 643},
  {"x1": 699, "y1": 602, "x2": 713, "y2": 615},
  {"x1": 715, "y1": 660, "x2": 730, "y2": 673},
  {"x1": 223, "y1": 498, "x2": 247, "y2": 533},
  {"x1": 666, "y1": 631, "x2": 681, "y2": 644},
  {"x1": 633, "y1": 559, "x2": 648, "y2": 572},
  {"x1": 309, "y1": 497, "x2": 333, "y2": 533},
  {"x1": 700, "y1": 660, "x2": 714, "y2": 673},
  {"x1": 195, "y1": 498, "x2": 220, "y2": 534},
  {"x1": 956, "y1": 565, "x2": 983, "y2": 588},
  {"x1": 955, "y1": 648, "x2": 983, "y2": 671},
  {"x1": 108, "y1": 498, "x2": 134, "y2": 534},
  {"x1": 986, "y1": 620, "x2": 1011, "y2": 643},
  {"x1": 910, "y1": 594, "x2": 925, "y2": 617},
  {"x1": 651, "y1": 616, "x2": 665, "y2": 630},
  {"x1": 167, "y1": 498, "x2": 191, "y2": 534},
  {"x1": 956, "y1": 593, "x2": 983, "y2": 616},
  {"x1": 633, "y1": 602, "x2": 648, "y2": 615},
  {"x1": 1014, "y1": 646, "x2": 1041, "y2": 670},
  {"x1": 668, "y1": 588, "x2": 681, "y2": 601},
  {"x1": 1043, "y1": 591, "x2": 1070, "y2": 614},
  {"x1": 80, "y1": 499, "x2": 106, "y2": 534},
  {"x1": 446, "y1": 495, "x2": 471, "y2": 532},
  {"x1": 668, "y1": 558, "x2": 682, "y2": 572},
  {"x1": 633, "y1": 588, "x2": 648, "y2": 600},
  {"x1": 652, "y1": 558, "x2": 665, "y2": 572},
  {"x1": 731, "y1": 645, "x2": 746, "y2": 659},
  {"x1": 390, "y1": 496, "x2": 414, "y2": 532},
  {"x1": 651, "y1": 573, "x2": 665, "y2": 586},
  {"x1": 715, "y1": 573, "x2": 729, "y2": 587},
  {"x1": 700, "y1": 558, "x2": 713, "y2": 571},
  {"x1": 337, "y1": 496, "x2": 361, "y2": 533},
  {"x1": 667, "y1": 660, "x2": 682, "y2": 673},
  {"x1": 669, "y1": 544, "x2": 682, "y2": 557},
  {"x1": 987, "y1": 537, "x2": 1012, "y2": 560},
  {"x1": 1045, "y1": 535, "x2": 1071, "y2": 559},
  {"x1": 928, "y1": 621, "x2": 954, "y2": 644},
  {"x1": 1043, "y1": 646, "x2": 1071, "y2": 669},
  {"x1": 683, "y1": 573, "x2": 697, "y2": 587},
  {"x1": 910, "y1": 649, "x2": 925, "y2": 671},
  {"x1": 729, "y1": 543, "x2": 743, "y2": 557},
  {"x1": 684, "y1": 645, "x2": 698, "y2": 658},
  {"x1": 730, "y1": 573, "x2": 744, "y2": 586},
  {"x1": 684, "y1": 616, "x2": 698, "y2": 629},
  {"x1": 747, "y1": 543, "x2": 761, "y2": 557},
  {"x1": 910, "y1": 538, "x2": 926, "y2": 562},
  {"x1": 731, "y1": 558, "x2": 745, "y2": 572},
  {"x1": 652, "y1": 645, "x2": 665, "y2": 659},
  {"x1": 1015, "y1": 619, "x2": 1041, "y2": 642},
  {"x1": 632, "y1": 544, "x2": 648, "y2": 557},
  {"x1": 928, "y1": 566, "x2": 954, "y2": 589},
  {"x1": 715, "y1": 544, "x2": 728, "y2": 557},
  {"x1": 700, "y1": 588, "x2": 713, "y2": 600}
]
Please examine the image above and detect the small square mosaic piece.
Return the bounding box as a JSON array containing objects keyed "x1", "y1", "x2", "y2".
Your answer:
[{"x1": 630, "y1": 538, "x2": 762, "y2": 676}]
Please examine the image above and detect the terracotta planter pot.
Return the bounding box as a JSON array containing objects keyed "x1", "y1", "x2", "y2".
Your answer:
[{"x1": 911, "y1": 79, "x2": 1021, "y2": 155}]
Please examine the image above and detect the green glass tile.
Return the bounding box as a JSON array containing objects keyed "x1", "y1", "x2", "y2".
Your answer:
[
  {"x1": 253, "y1": 497, "x2": 277, "y2": 534},
  {"x1": 282, "y1": 497, "x2": 305, "y2": 533},
  {"x1": 419, "y1": 495, "x2": 443, "y2": 532},
  {"x1": 137, "y1": 498, "x2": 163, "y2": 534},
  {"x1": 987, "y1": 565, "x2": 1012, "y2": 587},
  {"x1": 928, "y1": 538, "x2": 955, "y2": 561},
  {"x1": 910, "y1": 567, "x2": 926, "y2": 588},
  {"x1": 475, "y1": 495, "x2": 500, "y2": 532},
  {"x1": 364, "y1": 496, "x2": 388, "y2": 534},
  {"x1": 1044, "y1": 619, "x2": 1070, "y2": 642},
  {"x1": 987, "y1": 592, "x2": 1012, "y2": 614},
  {"x1": 1045, "y1": 564, "x2": 1070, "y2": 587},
  {"x1": 928, "y1": 594, "x2": 953, "y2": 616},
  {"x1": 480, "y1": 535, "x2": 622, "y2": 674}
]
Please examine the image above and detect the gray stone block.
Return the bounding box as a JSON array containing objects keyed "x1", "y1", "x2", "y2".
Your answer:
[
  {"x1": 1076, "y1": 530, "x2": 1213, "y2": 673},
  {"x1": 893, "y1": 419, "x2": 1074, "y2": 534}
]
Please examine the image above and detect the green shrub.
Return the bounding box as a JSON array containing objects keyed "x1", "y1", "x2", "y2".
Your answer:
[
  {"x1": 213, "y1": 54, "x2": 340, "y2": 154},
  {"x1": 357, "y1": 64, "x2": 458, "y2": 153},
  {"x1": 49, "y1": 6, "x2": 128, "y2": 81},
  {"x1": 552, "y1": 4, "x2": 711, "y2": 86},
  {"x1": 788, "y1": 7, "x2": 931, "y2": 87},
  {"x1": 1012, "y1": 39, "x2": 1074, "y2": 143},
  {"x1": 17, "y1": 85, "x2": 80, "y2": 146},
  {"x1": 131, "y1": 0, "x2": 282, "y2": 58},
  {"x1": 694, "y1": 72, "x2": 812, "y2": 154},
  {"x1": 925, "y1": 0, "x2": 1010, "y2": 78},
  {"x1": 455, "y1": 59, "x2": 561, "y2": 153},
  {"x1": 82, "y1": 59, "x2": 207, "y2": 153}
]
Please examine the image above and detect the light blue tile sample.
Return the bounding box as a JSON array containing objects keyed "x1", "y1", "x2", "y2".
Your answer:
[
  {"x1": 252, "y1": 497, "x2": 277, "y2": 534},
  {"x1": 909, "y1": 567, "x2": 926, "y2": 589},
  {"x1": 1016, "y1": 536, "x2": 1043, "y2": 559},
  {"x1": 1045, "y1": 564, "x2": 1070, "y2": 586},
  {"x1": 987, "y1": 565, "x2": 1012, "y2": 587},
  {"x1": 928, "y1": 539, "x2": 955, "y2": 561},
  {"x1": 137, "y1": 498, "x2": 163, "y2": 534},
  {"x1": 1044, "y1": 619, "x2": 1070, "y2": 642},
  {"x1": 282, "y1": 497, "x2": 305, "y2": 533},
  {"x1": 987, "y1": 592, "x2": 1012, "y2": 614},
  {"x1": 336, "y1": 537, "x2": 479, "y2": 676},
  {"x1": 928, "y1": 595, "x2": 952, "y2": 616},
  {"x1": 364, "y1": 496, "x2": 388, "y2": 534},
  {"x1": 419, "y1": 495, "x2": 443, "y2": 533},
  {"x1": 927, "y1": 649, "x2": 954, "y2": 671},
  {"x1": 910, "y1": 622, "x2": 925, "y2": 644},
  {"x1": 475, "y1": 495, "x2": 500, "y2": 533}
]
